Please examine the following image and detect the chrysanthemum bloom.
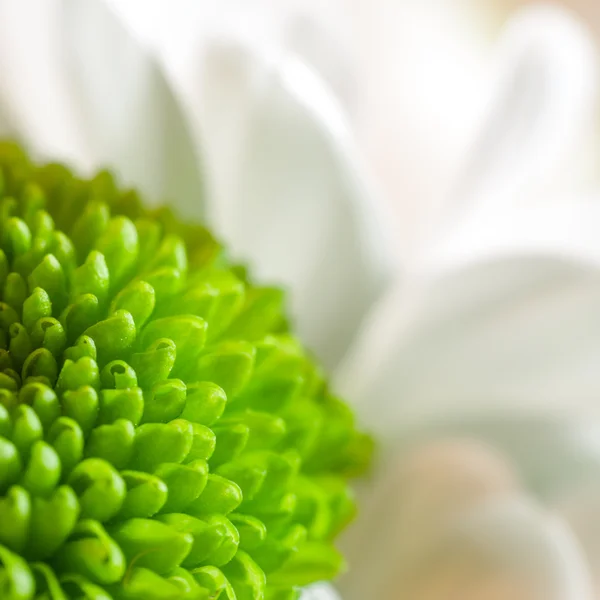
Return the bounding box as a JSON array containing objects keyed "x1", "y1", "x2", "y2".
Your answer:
[
  {"x1": 1, "y1": 1, "x2": 600, "y2": 599},
  {"x1": 0, "y1": 140, "x2": 372, "y2": 599}
]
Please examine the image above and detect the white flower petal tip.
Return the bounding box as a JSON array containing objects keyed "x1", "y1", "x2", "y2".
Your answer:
[
  {"x1": 195, "y1": 39, "x2": 393, "y2": 367},
  {"x1": 300, "y1": 582, "x2": 341, "y2": 600},
  {"x1": 61, "y1": 0, "x2": 204, "y2": 215},
  {"x1": 450, "y1": 2, "x2": 599, "y2": 214}
]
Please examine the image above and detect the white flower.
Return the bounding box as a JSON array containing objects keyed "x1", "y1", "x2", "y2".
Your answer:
[{"x1": 2, "y1": 0, "x2": 599, "y2": 598}]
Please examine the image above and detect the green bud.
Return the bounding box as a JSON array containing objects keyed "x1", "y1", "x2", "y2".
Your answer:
[
  {"x1": 99, "y1": 387, "x2": 144, "y2": 426},
  {"x1": 266, "y1": 542, "x2": 343, "y2": 588},
  {"x1": 49, "y1": 231, "x2": 77, "y2": 277},
  {"x1": 55, "y1": 520, "x2": 125, "y2": 585},
  {"x1": 109, "y1": 567, "x2": 185, "y2": 600},
  {"x1": 147, "y1": 234, "x2": 187, "y2": 273},
  {"x1": 11, "y1": 404, "x2": 43, "y2": 460},
  {"x1": 179, "y1": 382, "x2": 227, "y2": 427},
  {"x1": 109, "y1": 518, "x2": 193, "y2": 575},
  {"x1": 0, "y1": 487, "x2": 30, "y2": 553},
  {"x1": 210, "y1": 424, "x2": 249, "y2": 468},
  {"x1": 20, "y1": 183, "x2": 46, "y2": 226},
  {"x1": 190, "y1": 566, "x2": 235, "y2": 600},
  {"x1": 71, "y1": 251, "x2": 110, "y2": 305},
  {"x1": 60, "y1": 293, "x2": 100, "y2": 343},
  {"x1": 0, "y1": 544, "x2": 34, "y2": 600},
  {"x1": 84, "y1": 419, "x2": 135, "y2": 470},
  {"x1": 61, "y1": 387, "x2": 99, "y2": 437},
  {"x1": 141, "y1": 379, "x2": 186, "y2": 424},
  {"x1": 142, "y1": 267, "x2": 184, "y2": 305},
  {"x1": 117, "y1": 471, "x2": 168, "y2": 520},
  {"x1": 194, "y1": 342, "x2": 255, "y2": 398},
  {"x1": 0, "y1": 437, "x2": 22, "y2": 493},
  {"x1": 154, "y1": 461, "x2": 208, "y2": 514},
  {"x1": 29, "y1": 210, "x2": 54, "y2": 242},
  {"x1": 84, "y1": 310, "x2": 136, "y2": 364},
  {"x1": 60, "y1": 573, "x2": 114, "y2": 600},
  {"x1": 3, "y1": 217, "x2": 32, "y2": 258},
  {"x1": 19, "y1": 440, "x2": 61, "y2": 497},
  {"x1": 63, "y1": 335, "x2": 97, "y2": 362},
  {"x1": 222, "y1": 410, "x2": 287, "y2": 451},
  {"x1": 134, "y1": 218, "x2": 161, "y2": 261},
  {"x1": 175, "y1": 270, "x2": 244, "y2": 339},
  {"x1": 22, "y1": 287, "x2": 52, "y2": 331},
  {"x1": 68, "y1": 458, "x2": 126, "y2": 522},
  {"x1": 26, "y1": 485, "x2": 79, "y2": 560},
  {"x1": 18, "y1": 383, "x2": 59, "y2": 432},
  {"x1": 216, "y1": 457, "x2": 267, "y2": 502},
  {"x1": 0, "y1": 250, "x2": 8, "y2": 291},
  {"x1": 110, "y1": 280, "x2": 155, "y2": 330},
  {"x1": 222, "y1": 551, "x2": 266, "y2": 600},
  {"x1": 8, "y1": 323, "x2": 32, "y2": 370},
  {"x1": 188, "y1": 475, "x2": 242, "y2": 517},
  {"x1": 0, "y1": 403, "x2": 10, "y2": 437},
  {"x1": 157, "y1": 513, "x2": 239, "y2": 568},
  {"x1": 28, "y1": 254, "x2": 66, "y2": 311},
  {"x1": 31, "y1": 562, "x2": 66, "y2": 600},
  {"x1": 229, "y1": 514, "x2": 267, "y2": 551},
  {"x1": 0, "y1": 302, "x2": 19, "y2": 329},
  {"x1": 70, "y1": 201, "x2": 110, "y2": 260},
  {"x1": 187, "y1": 423, "x2": 216, "y2": 462},
  {"x1": 139, "y1": 315, "x2": 206, "y2": 376},
  {"x1": 168, "y1": 567, "x2": 210, "y2": 600},
  {"x1": 47, "y1": 417, "x2": 84, "y2": 479},
  {"x1": 56, "y1": 357, "x2": 99, "y2": 394},
  {"x1": 30, "y1": 317, "x2": 66, "y2": 357},
  {"x1": 131, "y1": 420, "x2": 193, "y2": 472},
  {"x1": 21, "y1": 348, "x2": 58, "y2": 387},
  {"x1": 225, "y1": 287, "x2": 285, "y2": 340},
  {"x1": 100, "y1": 360, "x2": 137, "y2": 390},
  {"x1": 94, "y1": 216, "x2": 138, "y2": 287},
  {"x1": 130, "y1": 338, "x2": 176, "y2": 390},
  {"x1": 4, "y1": 273, "x2": 27, "y2": 314}
]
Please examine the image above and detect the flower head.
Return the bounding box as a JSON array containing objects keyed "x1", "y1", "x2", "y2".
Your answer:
[{"x1": 0, "y1": 141, "x2": 369, "y2": 600}]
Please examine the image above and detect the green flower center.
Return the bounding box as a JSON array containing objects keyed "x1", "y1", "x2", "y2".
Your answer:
[{"x1": 0, "y1": 142, "x2": 371, "y2": 600}]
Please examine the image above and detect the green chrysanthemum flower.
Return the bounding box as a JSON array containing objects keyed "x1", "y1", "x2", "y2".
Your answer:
[{"x1": 0, "y1": 141, "x2": 371, "y2": 600}]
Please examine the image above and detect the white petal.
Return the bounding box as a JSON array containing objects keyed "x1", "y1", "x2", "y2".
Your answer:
[
  {"x1": 338, "y1": 251, "x2": 600, "y2": 439},
  {"x1": 447, "y1": 4, "x2": 599, "y2": 215},
  {"x1": 0, "y1": 0, "x2": 92, "y2": 166},
  {"x1": 300, "y1": 583, "x2": 341, "y2": 600},
  {"x1": 60, "y1": 0, "x2": 203, "y2": 213},
  {"x1": 192, "y1": 40, "x2": 392, "y2": 367}
]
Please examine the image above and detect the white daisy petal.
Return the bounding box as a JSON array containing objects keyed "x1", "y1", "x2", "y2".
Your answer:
[
  {"x1": 60, "y1": 0, "x2": 204, "y2": 213},
  {"x1": 194, "y1": 40, "x2": 392, "y2": 367},
  {"x1": 0, "y1": 0, "x2": 92, "y2": 166}
]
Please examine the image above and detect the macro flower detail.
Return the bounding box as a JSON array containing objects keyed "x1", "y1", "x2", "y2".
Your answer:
[{"x1": 0, "y1": 141, "x2": 369, "y2": 600}]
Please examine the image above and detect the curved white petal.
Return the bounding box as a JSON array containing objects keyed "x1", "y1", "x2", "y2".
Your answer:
[
  {"x1": 188, "y1": 39, "x2": 392, "y2": 367},
  {"x1": 338, "y1": 252, "x2": 600, "y2": 439},
  {"x1": 59, "y1": 0, "x2": 203, "y2": 214},
  {"x1": 447, "y1": 3, "x2": 599, "y2": 217}
]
